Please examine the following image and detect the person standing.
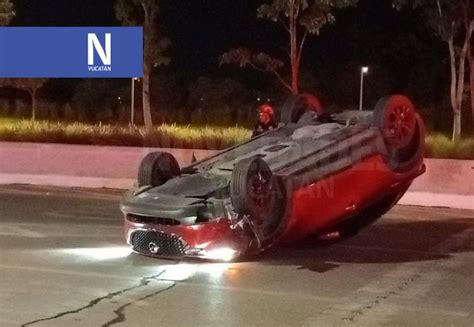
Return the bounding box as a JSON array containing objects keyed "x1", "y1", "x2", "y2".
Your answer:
[{"x1": 252, "y1": 104, "x2": 277, "y2": 137}]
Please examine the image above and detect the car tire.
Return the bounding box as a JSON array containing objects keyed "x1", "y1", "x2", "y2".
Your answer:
[
  {"x1": 373, "y1": 95, "x2": 425, "y2": 172},
  {"x1": 230, "y1": 157, "x2": 283, "y2": 237},
  {"x1": 137, "y1": 152, "x2": 181, "y2": 187},
  {"x1": 280, "y1": 94, "x2": 324, "y2": 124}
]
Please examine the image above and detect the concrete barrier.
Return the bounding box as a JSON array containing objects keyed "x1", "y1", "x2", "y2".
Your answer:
[
  {"x1": 0, "y1": 142, "x2": 473, "y2": 210},
  {"x1": 0, "y1": 142, "x2": 219, "y2": 189},
  {"x1": 398, "y1": 159, "x2": 474, "y2": 210}
]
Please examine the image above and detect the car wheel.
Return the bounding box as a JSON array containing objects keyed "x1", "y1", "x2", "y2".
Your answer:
[
  {"x1": 280, "y1": 94, "x2": 324, "y2": 124},
  {"x1": 137, "y1": 152, "x2": 181, "y2": 187},
  {"x1": 373, "y1": 95, "x2": 425, "y2": 172},
  {"x1": 231, "y1": 157, "x2": 283, "y2": 237}
]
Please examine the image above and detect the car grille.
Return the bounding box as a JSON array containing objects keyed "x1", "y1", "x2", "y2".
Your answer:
[
  {"x1": 127, "y1": 214, "x2": 181, "y2": 226},
  {"x1": 131, "y1": 230, "x2": 189, "y2": 257}
]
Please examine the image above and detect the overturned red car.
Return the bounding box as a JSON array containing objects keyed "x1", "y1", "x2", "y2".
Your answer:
[{"x1": 121, "y1": 94, "x2": 425, "y2": 261}]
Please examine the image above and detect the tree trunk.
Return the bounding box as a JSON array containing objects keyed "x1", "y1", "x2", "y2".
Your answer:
[
  {"x1": 470, "y1": 58, "x2": 474, "y2": 134},
  {"x1": 31, "y1": 89, "x2": 36, "y2": 122},
  {"x1": 450, "y1": 21, "x2": 474, "y2": 141},
  {"x1": 142, "y1": 2, "x2": 154, "y2": 131},
  {"x1": 453, "y1": 110, "x2": 462, "y2": 142},
  {"x1": 462, "y1": 14, "x2": 474, "y2": 135},
  {"x1": 289, "y1": 1, "x2": 299, "y2": 95},
  {"x1": 290, "y1": 58, "x2": 298, "y2": 95},
  {"x1": 290, "y1": 32, "x2": 298, "y2": 95},
  {"x1": 469, "y1": 28, "x2": 474, "y2": 135},
  {"x1": 142, "y1": 64, "x2": 153, "y2": 130},
  {"x1": 448, "y1": 37, "x2": 460, "y2": 142}
]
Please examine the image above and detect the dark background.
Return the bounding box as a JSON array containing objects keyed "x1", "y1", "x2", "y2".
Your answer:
[{"x1": 4, "y1": 0, "x2": 454, "y2": 130}]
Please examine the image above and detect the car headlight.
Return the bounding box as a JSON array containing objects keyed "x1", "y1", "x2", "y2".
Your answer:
[{"x1": 201, "y1": 247, "x2": 238, "y2": 262}]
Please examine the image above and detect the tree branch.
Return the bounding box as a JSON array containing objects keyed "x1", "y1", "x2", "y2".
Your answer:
[
  {"x1": 280, "y1": 20, "x2": 290, "y2": 33},
  {"x1": 456, "y1": 21, "x2": 474, "y2": 110},
  {"x1": 448, "y1": 35, "x2": 457, "y2": 113},
  {"x1": 436, "y1": 0, "x2": 442, "y2": 17},
  {"x1": 281, "y1": 47, "x2": 291, "y2": 61},
  {"x1": 294, "y1": 0, "x2": 300, "y2": 18},
  {"x1": 297, "y1": 30, "x2": 308, "y2": 67},
  {"x1": 141, "y1": 1, "x2": 148, "y2": 16},
  {"x1": 245, "y1": 59, "x2": 292, "y2": 93},
  {"x1": 274, "y1": 71, "x2": 293, "y2": 93},
  {"x1": 246, "y1": 61, "x2": 271, "y2": 73}
]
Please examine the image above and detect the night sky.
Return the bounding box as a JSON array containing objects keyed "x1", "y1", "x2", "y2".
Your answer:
[{"x1": 9, "y1": 0, "x2": 443, "y2": 107}]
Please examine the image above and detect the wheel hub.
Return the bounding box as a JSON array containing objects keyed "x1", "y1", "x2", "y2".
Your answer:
[
  {"x1": 248, "y1": 172, "x2": 272, "y2": 222},
  {"x1": 385, "y1": 105, "x2": 416, "y2": 149}
]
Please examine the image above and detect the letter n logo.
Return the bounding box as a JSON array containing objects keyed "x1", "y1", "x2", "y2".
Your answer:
[{"x1": 88, "y1": 33, "x2": 112, "y2": 66}]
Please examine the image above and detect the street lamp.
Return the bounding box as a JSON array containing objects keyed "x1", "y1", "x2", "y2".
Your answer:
[
  {"x1": 359, "y1": 66, "x2": 369, "y2": 111},
  {"x1": 131, "y1": 78, "x2": 140, "y2": 125}
]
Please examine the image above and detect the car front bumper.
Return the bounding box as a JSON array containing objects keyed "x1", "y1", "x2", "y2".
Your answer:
[{"x1": 124, "y1": 217, "x2": 253, "y2": 261}]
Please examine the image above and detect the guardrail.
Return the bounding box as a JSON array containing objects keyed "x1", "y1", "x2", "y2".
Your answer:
[{"x1": 0, "y1": 142, "x2": 472, "y2": 209}]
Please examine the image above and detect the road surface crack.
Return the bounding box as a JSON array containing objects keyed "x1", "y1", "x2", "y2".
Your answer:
[
  {"x1": 102, "y1": 283, "x2": 176, "y2": 327},
  {"x1": 21, "y1": 270, "x2": 172, "y2": 327},
  {"x1": 340, "y1": 226, "x2": 474, "y2": 324},
  {"x1": 340, "y1": 273, "x2": 423, "y2": 323}
]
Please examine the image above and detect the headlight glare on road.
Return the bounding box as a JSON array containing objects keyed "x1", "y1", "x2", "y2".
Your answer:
[
  {"x1": 61, "y1": 246, "x2": 132, "y2": 261},
  {"x1": 201, "y1": 247, "x2": 238, "y2": 262}
]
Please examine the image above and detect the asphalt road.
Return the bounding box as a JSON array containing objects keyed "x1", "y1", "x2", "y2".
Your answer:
[{"x1": 0, "y1": 185, "x2": 473, "y2": 327}]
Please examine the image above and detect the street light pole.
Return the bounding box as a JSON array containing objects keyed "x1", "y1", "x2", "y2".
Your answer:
[
  {"x1": 131, "y1": 78, "x2": 135, "y2": 125},
  {"x1": 359, "y1": 66, "x2": 369, "y2": 111}
]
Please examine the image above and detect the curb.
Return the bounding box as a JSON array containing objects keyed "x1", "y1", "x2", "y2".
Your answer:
[
  {"x1": 398, "y1": 192, "x2": 474, "y2": 211},
  {"x1": 0, "y1": 174, "x2": 135, "y2": 190}
]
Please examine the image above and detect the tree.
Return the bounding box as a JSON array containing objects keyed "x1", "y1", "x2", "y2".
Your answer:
[
  {"x1": 0, "y1": 79, "x2": 48, "y2": 121},
  {"x1": 395, "y1": 0, "x2": 474, "y2": 141},
  {"x1": 115, "y1": 0, "x2": 170, "y2": 131},
  {"x1": 72, "y1": 79, "x2": 129, "y2": 122},
  {"x1": 221, "y1": 0, "x2": 357, "y2": 95},
  {"x1": 0, "y1": 0, "x2": 14, "y2": 26}
]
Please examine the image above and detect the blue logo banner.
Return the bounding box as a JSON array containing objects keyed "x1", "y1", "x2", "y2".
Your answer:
[{"x1": 0, "y1": 27, "x2": 143, "y2": 78}]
